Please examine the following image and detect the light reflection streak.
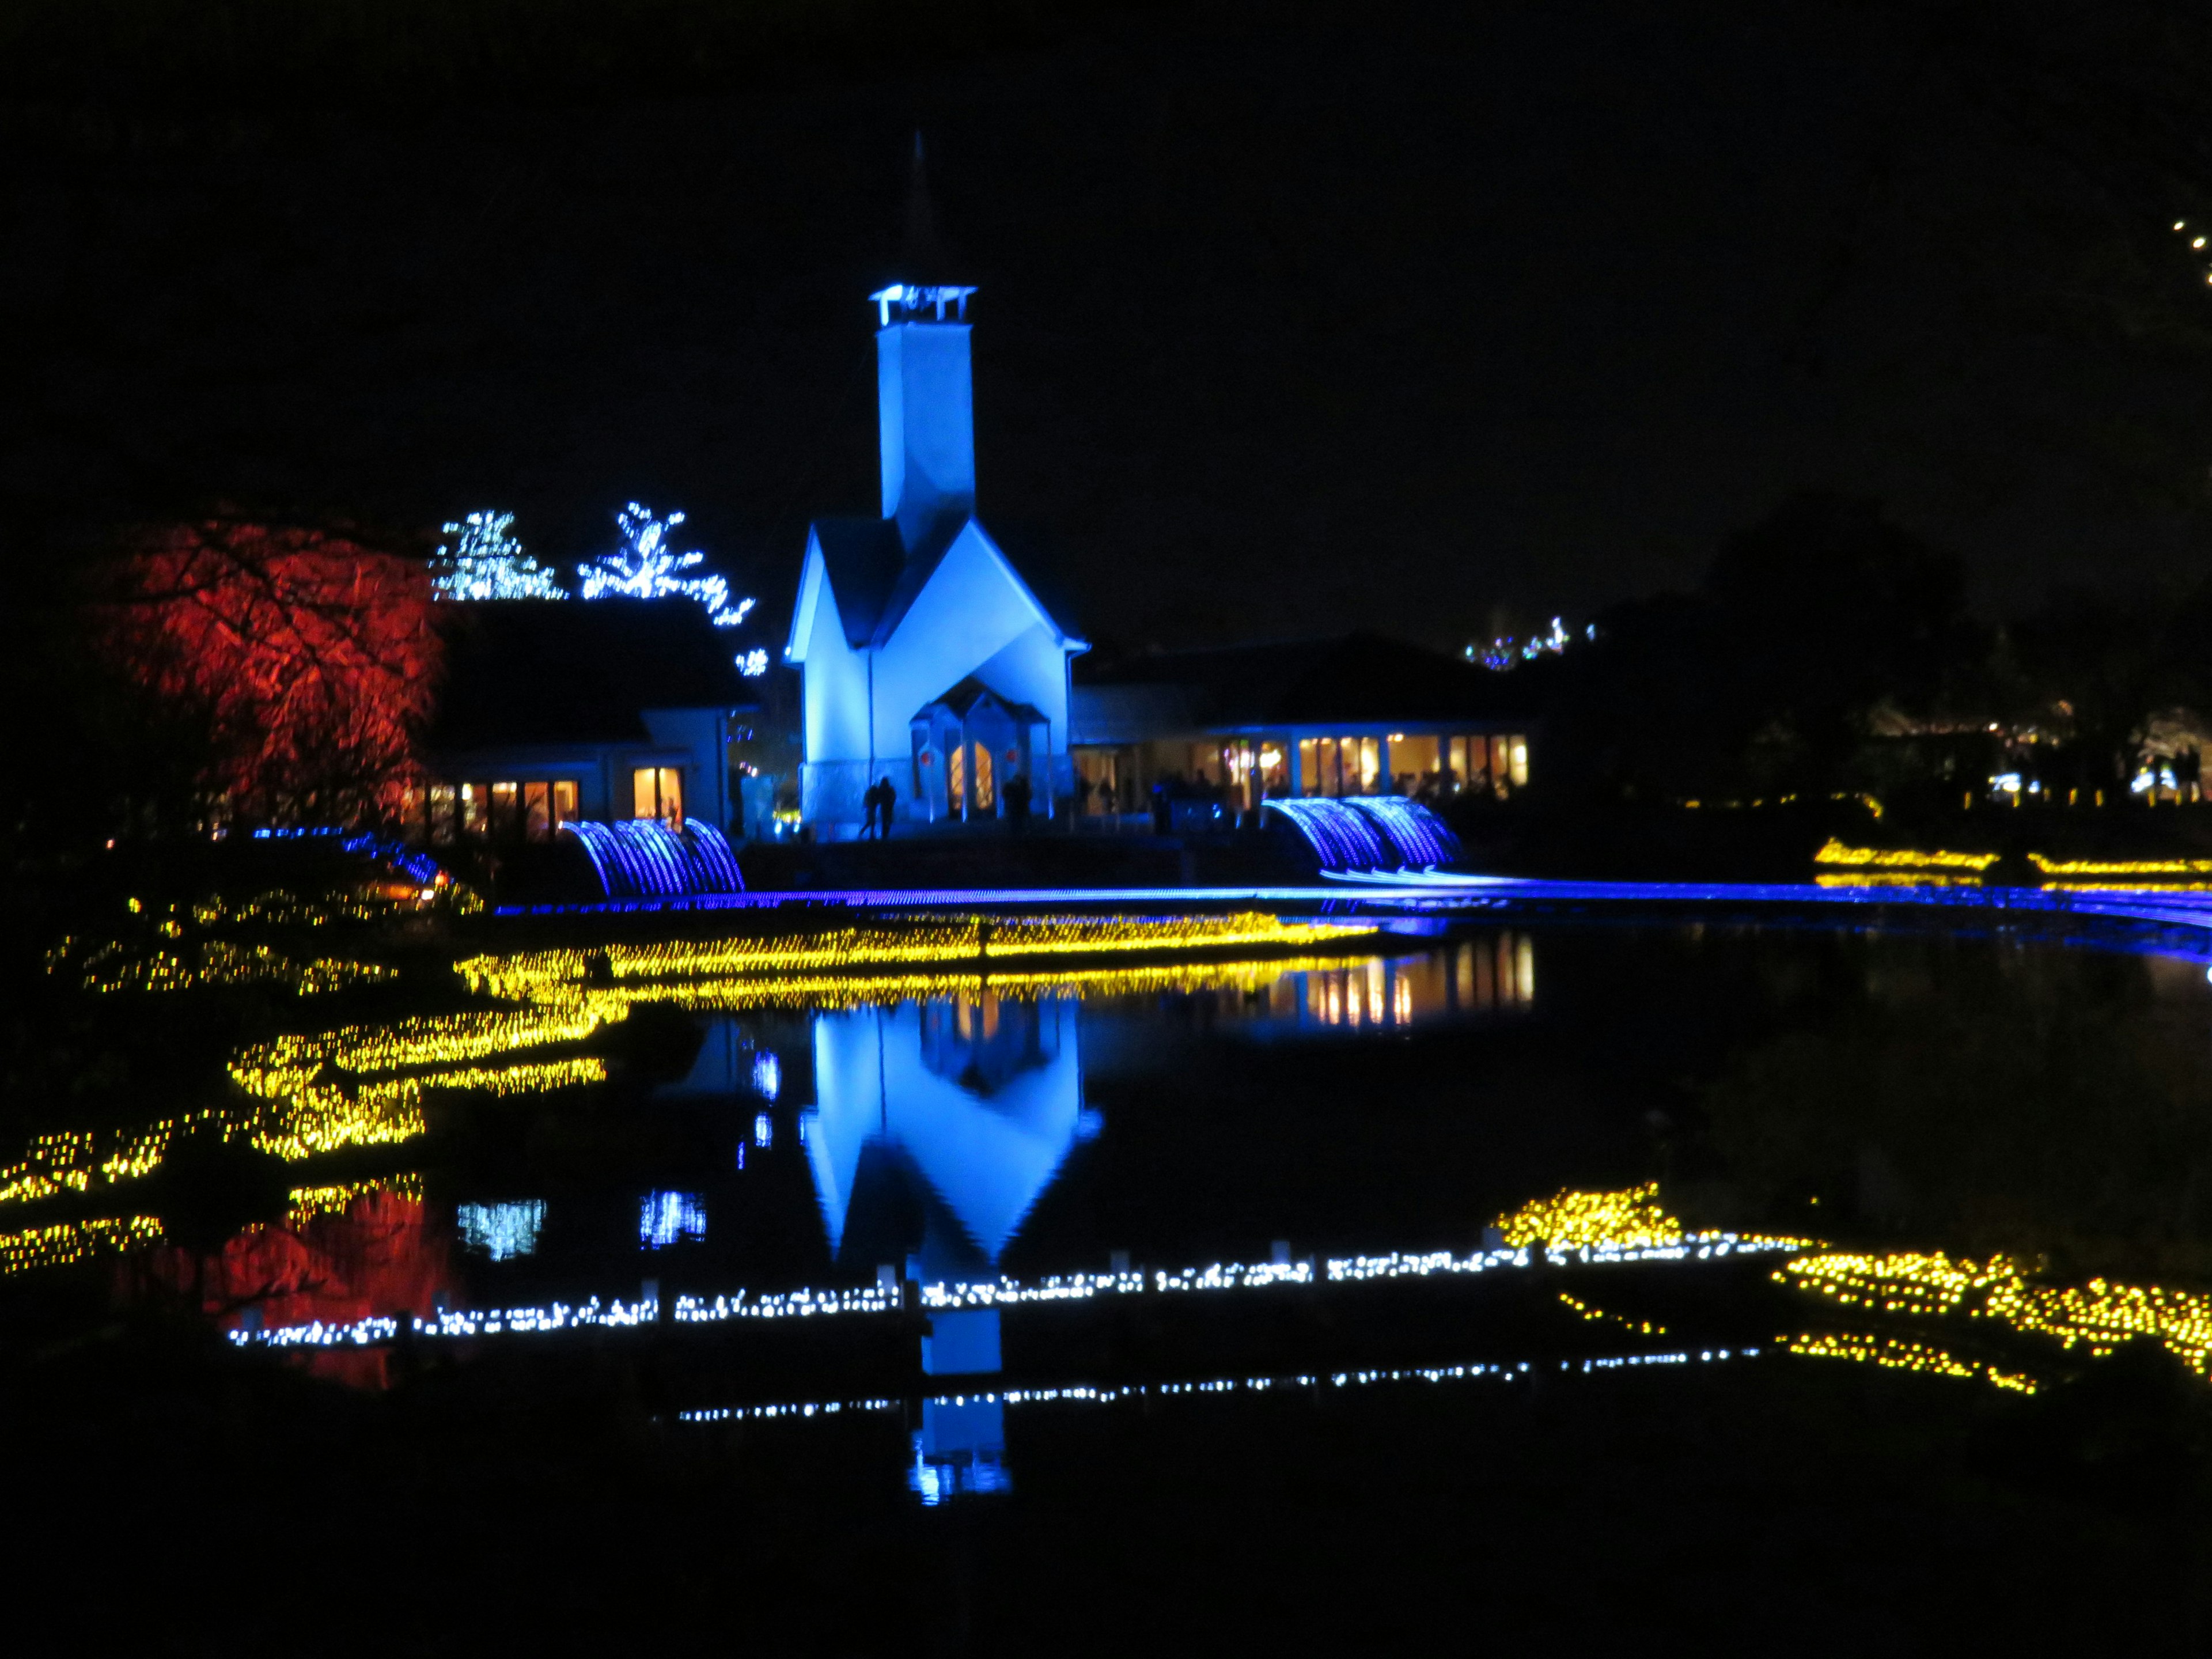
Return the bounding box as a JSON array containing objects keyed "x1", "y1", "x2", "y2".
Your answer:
[{"x1": 673, "y1": 1344, "x2": 1762, "y2": 1427}]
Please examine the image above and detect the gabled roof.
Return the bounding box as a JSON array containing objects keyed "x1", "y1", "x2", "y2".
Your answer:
[
  {"x1": 798, "y1": 512, "x2": 1084, "y2": 656},
  {"x1": 805, "y1": 518, "x2": 906, "y2": 649},
  {"x1": 919, "y1": 675, "x2": 1046, "y2": 725},
  {"x1": 1073, "y1": 632, "x2": 1541, "y2": 730},
  {"x1": 430, "y1": 599, "x2": 752, "y2": 749}
]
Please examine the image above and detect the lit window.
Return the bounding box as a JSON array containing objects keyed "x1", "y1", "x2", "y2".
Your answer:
[
  {"x1": 491, "y1": 781, "x2": 520, "y2": 838},
  {"x1": 632, "y1": 767, "x2": 684, "y2": 828},
  {"x1": 552, "y1": 780, "x2": 578, "y2": 826},
  {"x1": 524, "y1": 782, "x2": 551, "y2": 842},
  {"x1": 429, "y1": 784, "x2": 457, "y2": 844}
]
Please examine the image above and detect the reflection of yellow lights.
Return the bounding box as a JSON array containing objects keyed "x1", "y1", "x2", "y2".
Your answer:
[
  {"x1": 286, "y1": 1174, "x2": 424, "y2": 1225},
  {"x1": 1784, "y1": 1251, "x2": 2212, "y2": 1381},
  {"x1": 457, "y1": 914, "x2": 1371, "y2": 1002},
  {"x1": 2, "y1": 949, "x2": 1347, "y2": 1223},
  {"x1": 1498, "y1": 1184, "x2": 1688, "y2": 1251},
  {"x1": 0, "y1": 1215, "x2": 163, "y2": 1276},
  {"x1": 81, "y1": 942, "x2": 396, "y2": 995},
  {"x1": 1814, "y1": 839, "x2": 1998, "y2": 872},
  {"x1": 2028, "y1": 854, "x2": 2212, "y2": 877},
  {"x1": 1815, "y1": 872, "x2": 1983, "y2": 889},
  {"x1": 1494, "y1": 1181, "x2": 1812, "y2": 1255},
  {"x1": 1559, "y1": 1290, "x2": 1666, "y2": 1336},
  {"x1": 2043, "y1": 881, "x2": 2212, "y2": 893}
]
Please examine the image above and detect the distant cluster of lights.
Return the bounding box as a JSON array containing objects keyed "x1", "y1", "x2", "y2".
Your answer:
[{"x1": 1464, "y1": 616, "x2": 1588, "y2": 671}]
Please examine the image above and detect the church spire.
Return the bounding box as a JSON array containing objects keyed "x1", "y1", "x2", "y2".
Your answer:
[
  {"x1": 872, "y1": 131, "x2": 978, "y2": 546},
  {"x1": 872, "y1": 131, "x2": 975, "y2": 325}
]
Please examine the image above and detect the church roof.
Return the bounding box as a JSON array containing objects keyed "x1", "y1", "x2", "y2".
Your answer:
[
  {"x1": 1073, "y1": 632, "x2": 1541, "y2": 732},
  {"x1": 804, "y1": 513, "x2": 1082, "y2": 653},
  {"x1": 808, "y1": 518, "x2": 907, "y2": 648},
  {"x1": 430, "y1": 599, "x2": 752, "y2": 749}
]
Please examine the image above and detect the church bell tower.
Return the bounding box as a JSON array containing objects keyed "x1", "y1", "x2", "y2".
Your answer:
[{"x1": 872, "y1": 135, "x2": 978, "y2": 551}]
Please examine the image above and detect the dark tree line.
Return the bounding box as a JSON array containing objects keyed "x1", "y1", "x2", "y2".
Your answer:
[{"x1": 1543, "y1": 491, "x2": 2212, "y2": 812}]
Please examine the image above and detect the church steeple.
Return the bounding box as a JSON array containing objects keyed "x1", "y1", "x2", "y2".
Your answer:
[{"x1": 871, "y1": 134, "x2": 978, "y2": 549}]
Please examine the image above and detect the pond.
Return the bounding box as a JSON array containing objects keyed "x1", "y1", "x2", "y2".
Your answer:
[{"x1": 12, "y1": 906, "x2": 2212, "y2": 1648}]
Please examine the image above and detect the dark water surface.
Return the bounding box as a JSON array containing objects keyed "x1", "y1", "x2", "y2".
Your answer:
[{"x1": 12, "y1": 918, "x2": 2212, "y2": 1649}]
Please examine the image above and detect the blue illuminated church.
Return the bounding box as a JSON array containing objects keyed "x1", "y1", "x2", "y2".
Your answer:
[{"x1": 786, "y1": 168, "x2": 1088, "y2": 834}]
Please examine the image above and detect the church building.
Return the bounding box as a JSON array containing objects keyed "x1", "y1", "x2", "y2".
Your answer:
[{"x1": 785, "y1": 273, "x2": 1088, "y2": 835}]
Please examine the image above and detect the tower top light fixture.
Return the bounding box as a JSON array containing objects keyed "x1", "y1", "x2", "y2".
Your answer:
[{"x1": 870, "y1": 283, "x2": 977, "y2": 327}]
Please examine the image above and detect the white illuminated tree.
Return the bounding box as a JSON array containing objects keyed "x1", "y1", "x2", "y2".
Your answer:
[
  {"x1": 577, "y1": 502, "x2": 756, "y2": 630},
  {"x1": 430, "y1": 511, "x2": 567, "y2": 601}
]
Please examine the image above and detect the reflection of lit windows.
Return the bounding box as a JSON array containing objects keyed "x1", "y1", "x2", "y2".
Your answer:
[
  {"x1": 457, "y1": 1199, "x2": 546, "y2": 1262},
  {"x1": 751, "y1": 1051, "x2": 781, "y2": 1100},
  {"x1": 632, "y1": 767, "x2": 684, "y2": 828},
  {"x1": 639, "y1": 1190, "x2": 706, "y2": 1248},
  {"x1": 753, "y1": 1112, "x2": 773, "y2": 1148}
]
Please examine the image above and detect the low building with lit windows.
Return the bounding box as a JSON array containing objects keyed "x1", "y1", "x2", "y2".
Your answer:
[
  {"x1": 1069, "y1": 633, "x2": 1537, "y2": 823},
  {"x1": 403, "y1": 598, "x2": 752, "y2": 847}
]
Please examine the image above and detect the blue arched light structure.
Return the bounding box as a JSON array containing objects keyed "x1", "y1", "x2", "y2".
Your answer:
[
  {"x1": 1262, "y1": 797, "x2": 1460, "y2": 873},
  {"x1": 560, "y1": 819, "x2": 746, "y2": 899},
  {"x1": 1346, "y1": 796, "x2": 1462, "y2": 868}
]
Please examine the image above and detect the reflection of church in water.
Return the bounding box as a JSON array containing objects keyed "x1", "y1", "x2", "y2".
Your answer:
[
  {"x1": 802, "y1": 990, "x2": 1096, "y2": 1500},
  {"x1": 790, "y1": 937, "x2": 1534, "y2": 1501}
]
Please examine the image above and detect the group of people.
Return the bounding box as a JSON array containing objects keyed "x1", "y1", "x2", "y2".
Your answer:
[{"x1": 859, "y1": 770, "x2": 1036, "y2": 837}]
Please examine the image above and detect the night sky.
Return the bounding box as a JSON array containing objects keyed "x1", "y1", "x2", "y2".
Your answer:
[{"x1": 6, "y1": 0, "x2": 2212, "y2": 652}]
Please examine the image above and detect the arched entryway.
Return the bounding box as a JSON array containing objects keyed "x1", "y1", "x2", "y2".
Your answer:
[{"x1": 910, "y1": 679, "x2": 1050, "y2": 823}]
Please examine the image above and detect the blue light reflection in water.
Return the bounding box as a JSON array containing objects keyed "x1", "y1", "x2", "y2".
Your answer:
[
  {"x1": 639, "y1": 1191, "x2": 707, "y2": 1249},
  {"x1": 457, "y1": 1200, "x2": 546, "y2": 1262}
]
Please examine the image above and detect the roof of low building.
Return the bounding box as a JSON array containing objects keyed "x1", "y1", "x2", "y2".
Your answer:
[
  {"x1": 1073, "y1": 632, "x2": 1544, "y2": 732},
  {"x1": 430, "y1": 598, "x2": 754, "y2": 750}
]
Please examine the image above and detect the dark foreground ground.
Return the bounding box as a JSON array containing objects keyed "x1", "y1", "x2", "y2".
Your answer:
[{"x1": 9, "y1": 1285, "x2": 2208, "y2": 1654}]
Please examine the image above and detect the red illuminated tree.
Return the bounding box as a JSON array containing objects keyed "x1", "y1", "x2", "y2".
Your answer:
[{"x1": 102, "y1": 520, "x2": 441, "y2": 823}]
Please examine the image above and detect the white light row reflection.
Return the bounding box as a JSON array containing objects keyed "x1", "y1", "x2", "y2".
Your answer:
[
  {"x1": 675, "y1": 1344, "x2": 1763, "y2": 1427},
  {"x1": 224, "y1": 1236, "x2": 1789, "y2": 1351}
]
